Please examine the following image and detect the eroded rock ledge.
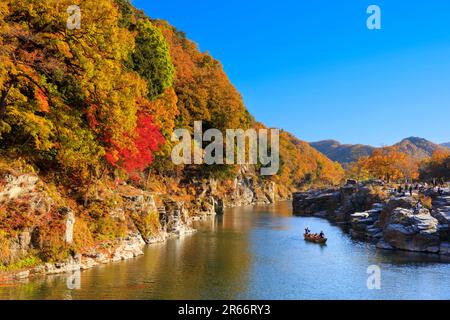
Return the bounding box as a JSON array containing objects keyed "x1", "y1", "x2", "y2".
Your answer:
[
  {"x1": 293, "y1": 180, "x2": 450, "y2": 256},
  {"x1": 0, "y1": 173, "x2": 198, "y2": 281},
  {"x1": 0, "y1": 165, "x2": 282, "y2": 281}
]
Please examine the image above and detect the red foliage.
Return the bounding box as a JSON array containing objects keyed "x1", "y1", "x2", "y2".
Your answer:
[
  {"x1": 35, "y1": 88, "x2": 50, "y2": 112},
  {"x1": 86, "y1": 104, "x2": 99, "y2": 129},
  {"x1": 105, "y1": 113, "x2": 164, "y2": 175}
]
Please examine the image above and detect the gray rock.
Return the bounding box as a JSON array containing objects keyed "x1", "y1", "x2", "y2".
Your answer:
[
  {"x1": 14, "y1": 270, "x2": 30, "y2": 279},
  {"x1": 440, "y1": 242, "x2": 450, "y2": 255},
  {"x1": 378, "y1": 196, "x2": 417, "y2": 228},
  {"x1": 376, "y1": 240, "x2": 394, "y2": 250},
  {"x1": 383, "y1": 208, "x2": 440, "y2": 253}
]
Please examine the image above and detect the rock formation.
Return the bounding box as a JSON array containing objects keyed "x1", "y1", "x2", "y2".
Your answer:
[
  {"x1": 0, "y1": 164, "x2": 283, "y2": 280},
  {"x1": 293, "y1": 181, "x2": 450, "y2": 255}
]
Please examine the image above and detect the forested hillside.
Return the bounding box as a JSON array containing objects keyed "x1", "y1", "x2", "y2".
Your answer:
[
  {"x1": 394, "y1": 137, "x2": 448, "y2": 160},
  {"x1": 309, "y1": 140, "x2": 375, "y2": 164},
  {"x1": 0, "y1": 0, "x2": 343, "y2": 192},
  {"x1": 311, "y1": 137, "x2": 449, "y2": 165},
  {"x1": 0, "y1": 0, "x2": 344, "y2": 270}
]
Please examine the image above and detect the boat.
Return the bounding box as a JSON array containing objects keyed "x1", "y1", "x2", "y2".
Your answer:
[{"x1": 304, "y1": 233, "x2": 327, "y2": 244}]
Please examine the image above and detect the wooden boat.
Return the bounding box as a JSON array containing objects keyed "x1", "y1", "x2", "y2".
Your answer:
[{"x1": 304, "y1": 233, "x2": 327, "y2": 244}]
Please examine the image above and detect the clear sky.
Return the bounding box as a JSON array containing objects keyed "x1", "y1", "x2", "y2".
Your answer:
[{"x1": 132, "y1": 0, "x2": 450, "y2": 146}]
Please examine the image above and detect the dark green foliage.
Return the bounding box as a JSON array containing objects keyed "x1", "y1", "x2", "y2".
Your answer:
[{"x1": 129, "y1": 20, "x2": 175, "y2": 100}]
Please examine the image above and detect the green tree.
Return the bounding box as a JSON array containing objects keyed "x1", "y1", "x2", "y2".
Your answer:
[{"x1": 128, "y1": 19, "x2": 175, "y2": 100}]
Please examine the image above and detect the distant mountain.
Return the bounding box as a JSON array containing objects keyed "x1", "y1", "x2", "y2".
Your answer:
[
  {"x1": 394, "y1": 137, "x2": 446, "y2": 160},
  {"x1": 310, "y1": 137, "x2": 447, "y2": 164},
  {"x1": 309, "y1": 140, "x2": 375, "y2": 164}
]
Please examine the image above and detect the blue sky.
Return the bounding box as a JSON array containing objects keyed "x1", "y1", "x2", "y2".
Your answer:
[{"x1": 133, "y1": 0, "x2": 450, "y2": 146}]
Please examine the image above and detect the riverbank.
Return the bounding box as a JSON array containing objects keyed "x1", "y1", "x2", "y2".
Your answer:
[
  {"x1": 293, "y1": 180, "x2": 450, "y2": 256},
  {"x1": 2, "y1": 201, "x2": 450, "y2": 300},
  {"x1": 0, "y1": 173, "x2": 198, "y2": 281},
  {"x1": 0, "y1": 163, "x2": 287, "y2": 282}
]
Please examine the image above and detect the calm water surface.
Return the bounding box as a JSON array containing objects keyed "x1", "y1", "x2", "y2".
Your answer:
[{"x1": 1, "y1": 201, "x2": 449, "y2": 299}]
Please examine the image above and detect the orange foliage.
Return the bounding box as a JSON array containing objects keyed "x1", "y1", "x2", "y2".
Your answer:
[
  {"x1": 34, "y1": 89, "x2": 50, "y2": 113},
  {"x1": 420, "y1": 149, "x2": 450, "y2": 180},
  {"x1": 350, "y1": 147, "x2": 419, "y2": 182},
  {"x1": 271, "y1": 130, "x2": 345, "y2": 191},
  {"x1": 155, "y1": 21, "x2": 253, "y2": 132}
]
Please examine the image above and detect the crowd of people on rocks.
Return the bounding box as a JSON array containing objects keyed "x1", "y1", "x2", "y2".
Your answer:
[
  {"x1": 391, "y1": 177, "x2": 448, "y2": 197},
  {"x1": 385, "y1": 177, "x2": 449, "y2": 212}
]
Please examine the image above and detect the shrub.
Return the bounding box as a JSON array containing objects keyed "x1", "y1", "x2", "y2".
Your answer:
[
  {"x1": 0, "y1": 255, "x2": 41, "y2": 271},
  {"x1": 73, "y1": 217, "x2": 95, "y2": 253},
  {"x1": 131, "y1": 208, "x2": 160, "y2": 240},
  {"x1": 0, "y1": 230, "x2": 11, "y2": 266},
  {"x1": 87, "y1": 205, "x2": 128, "y2": 242},
  {"x1": 417, "y1": 195, "x2": 433, "y2": 210},
  {"x1": 37, "y1": 225, "x2": 71, "y2": 263}
]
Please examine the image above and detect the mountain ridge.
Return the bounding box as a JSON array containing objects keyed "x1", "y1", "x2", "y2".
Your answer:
[
  {"x1": 309, "y1": 140, "x2": 375, "y2": 164},
  {"x1": 310, "y1": 137, "x2": 449, "y2": 164}
]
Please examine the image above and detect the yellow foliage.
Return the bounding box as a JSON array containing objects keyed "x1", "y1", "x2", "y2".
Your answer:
[
  {"x1": 0, "y1": 230, "x2": 11, "y2": 265},
  {"x1": 73, "y1": 218, "x2": 95, "y2": 253},
  {"x1": 349, "y1": 147, "x2": 419, "y2": 182}
]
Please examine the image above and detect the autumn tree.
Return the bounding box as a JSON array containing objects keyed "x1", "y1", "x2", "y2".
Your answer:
[
  {"x1": 420, "y1": 149, "x2": 450, "y2": 181},
  {"x1": 155, "y1": 20, "x2": 254, "y2": 133},
  {"x1": 271, "y1": 130, "x2": 345, "y2": 191},
  {"x1": 127, "y1": 19, "x2": 174, "y2": 100},
  {"x1": 348, "y1": 147, "x2": 419, "y2": 182}
]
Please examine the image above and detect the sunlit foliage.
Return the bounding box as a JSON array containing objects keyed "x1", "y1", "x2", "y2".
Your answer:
[
  {"x1": 347, "y1": 147, "x2": 419, "y2": 182},
  {"x1": 420, "y1": 149, "x2": 450, "y2": 181}
]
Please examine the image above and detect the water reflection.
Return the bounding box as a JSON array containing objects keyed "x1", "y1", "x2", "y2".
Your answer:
[{"x1": 0, "y1": 201, "x2": 449, "y2": 300}]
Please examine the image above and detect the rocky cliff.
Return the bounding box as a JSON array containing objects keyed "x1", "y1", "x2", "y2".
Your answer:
[
  {"x1": 0, "y1": 162, "x2": 282, "y2": 280},
  {"x1": 0, "y1": 169, "x2": 201, "y2": 280}
]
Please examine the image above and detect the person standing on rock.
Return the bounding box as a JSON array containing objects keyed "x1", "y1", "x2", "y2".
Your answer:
[
  {"x1": 415, "y1": 200, "x2": 423, "y2": 211},
  {"x1": 409, "y1": 185, "x2": 413, "y2": 196}
]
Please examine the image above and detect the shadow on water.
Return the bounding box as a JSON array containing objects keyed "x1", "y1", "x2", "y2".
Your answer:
[{"x1": 1, "y1": 201, "x2": 449, "y2": 300}]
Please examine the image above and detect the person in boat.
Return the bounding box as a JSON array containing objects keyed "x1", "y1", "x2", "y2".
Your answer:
[
  {"x1": 319, "y1": 231, "x2": 325, "y2": 239},
  {"x1": 304, "y1": 227, "x2": 311, "y2": 235}
]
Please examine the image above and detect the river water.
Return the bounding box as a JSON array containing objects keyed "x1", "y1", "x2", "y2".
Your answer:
[{"x1": 1, "y1": 201, "x2": 449, "y2": 300}]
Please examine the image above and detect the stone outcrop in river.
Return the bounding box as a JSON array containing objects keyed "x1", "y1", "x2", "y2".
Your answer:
[
  {"x1": 293, "y1": 180, "x2": 387, "y2": 222},
  {"x1": 293, "y1": 181, "x2": 450, "y2": 256},
  {"x1": 381, "y1": 207, "x2": 440, "y2": 253}
]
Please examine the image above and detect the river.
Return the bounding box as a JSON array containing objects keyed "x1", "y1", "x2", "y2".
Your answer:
[{"x1": 1, "y1": 201, "x2": 449, "y2": 300}]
